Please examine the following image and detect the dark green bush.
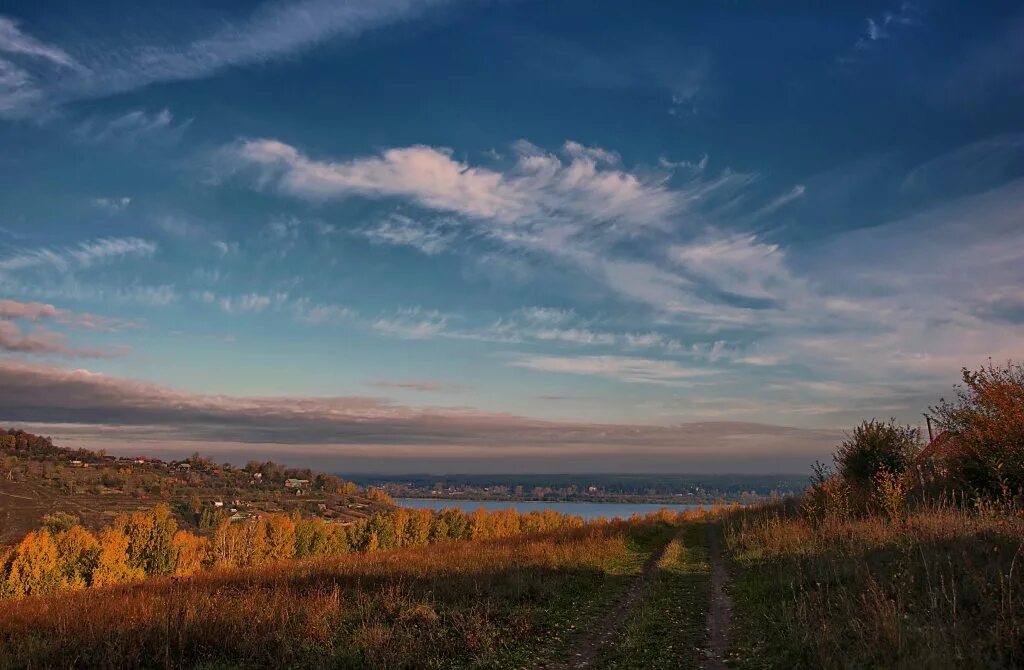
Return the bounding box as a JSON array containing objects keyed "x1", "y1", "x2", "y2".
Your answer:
[{"x1": 834, "y1": 419, "x2": 921, "y2": 486}]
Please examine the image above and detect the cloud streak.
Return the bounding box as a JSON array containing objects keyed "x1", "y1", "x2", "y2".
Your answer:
[
  {"x1": 0, "y1": 359, "x2": 837, "y2": 472},
  {"x1": 0, "y1": 237, "x2": 156, "y2": 274},
  {"x1": 0, "y1": 1, "x2": 465, "y2": 118}
]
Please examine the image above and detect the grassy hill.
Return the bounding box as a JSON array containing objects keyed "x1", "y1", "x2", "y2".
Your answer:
[{"x1": 0, "y1": 428, "x2": 392, "y2": 546}]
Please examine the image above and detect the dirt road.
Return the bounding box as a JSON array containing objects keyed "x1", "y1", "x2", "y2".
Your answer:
[{"x1": 704, "y1": 523, "x2": 732, "y2": 669}]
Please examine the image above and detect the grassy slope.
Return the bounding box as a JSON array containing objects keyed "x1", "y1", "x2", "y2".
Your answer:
[
  {"x1": 0, "y1": 521, "x2": 678, "y2": 669},
  {"x1": 594, "y1": 521, "x2": 711, "y2": 669},
  {"x1": 724, "y1": 504, "x2": 1024, "y2": 670}
]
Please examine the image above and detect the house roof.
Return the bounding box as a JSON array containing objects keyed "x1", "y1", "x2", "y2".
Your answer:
[{"x1": 917, "y1": 430, "x2": 962, "y2": 463}]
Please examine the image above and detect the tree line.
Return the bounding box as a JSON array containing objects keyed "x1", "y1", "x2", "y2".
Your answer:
[{"x1": 0, "y1": 504, "x2": 585, "y2": 599}]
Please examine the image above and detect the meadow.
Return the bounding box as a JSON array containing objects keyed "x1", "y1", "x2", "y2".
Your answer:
[{"x1": 0, "y1": 514, "x2": 703, "y2": 669}]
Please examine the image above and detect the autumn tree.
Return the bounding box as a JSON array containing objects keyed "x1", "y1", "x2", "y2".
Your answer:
[
  {"x1": 53, "y1": 526, "x2": 99, "y2": 589},
  {"x1": 171, "y1": 531, "x2": 208, "y2": 576},
  {"x1": 263, "y1": 515, "x2": 297, "y2": 561},
  {"x1": 2, "y1": 530, "x2": 65, "y2": 597},
  {"x1": 91, "y1": 528, "x2": 144, "y2": 586},
  {"x1": 933, "y1": 360, "x2": 1024, "y2": 497},
  {"x1": 114, "y1": 504, "x2": 179, "y2": 576}
]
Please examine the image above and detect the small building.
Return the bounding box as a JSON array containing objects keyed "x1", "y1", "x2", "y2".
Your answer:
[
  {"x1": 284, "y1": 478, "x2": 310, "y2": 489},
  {"x1": 916, "y1": 430, "x2": 962, "y2": 476},
  {"x1": 212, "y1": 500, "x2": 224, "y2": 508}
]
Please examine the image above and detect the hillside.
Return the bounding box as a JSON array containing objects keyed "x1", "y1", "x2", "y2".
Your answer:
[{"x1": 0, "y1": 428, "x2": 393, "y2": 546}]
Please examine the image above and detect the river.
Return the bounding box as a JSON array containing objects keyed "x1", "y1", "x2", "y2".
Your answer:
[{"x1": 395, "y1": 498, "x2": 707, "y2": 521}]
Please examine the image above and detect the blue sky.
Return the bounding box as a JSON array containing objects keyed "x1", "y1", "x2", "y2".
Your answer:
[{"x1": 0, "y1": 0, "x2": 1022, "y2": 472}]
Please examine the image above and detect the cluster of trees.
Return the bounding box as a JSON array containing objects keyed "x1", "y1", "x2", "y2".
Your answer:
[
  {"x1": 1, "y1": 430, "x2": 92, "y2": 463},
  {"x1": 1, "y1": 504, "x2": 585, "y2": 599},
  {"x1": 805, "y1": 360, "x2": 1024, "y2": 521}
]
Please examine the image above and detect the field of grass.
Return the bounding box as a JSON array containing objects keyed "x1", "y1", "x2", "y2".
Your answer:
[
  {"x1": 0, "y1": 518, "x2": 683, "y2": 669},
  {"x1": 724, "y1": 502, "x2": 1024, "y2": 670}
]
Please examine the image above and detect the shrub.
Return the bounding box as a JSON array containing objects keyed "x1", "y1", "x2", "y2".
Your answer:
[
  {"x1": 834, "y1": 419, "x2": 921, "y2": 486},
  {"x1": 41, "y1": 512, "x2": 79, "y2": 534},
  {"x1": 802, "y1": 462, "x2": 855, "y2": 523},
  {"x1": 932, "y1": 360, "x2": 1024, "y2": 498}
]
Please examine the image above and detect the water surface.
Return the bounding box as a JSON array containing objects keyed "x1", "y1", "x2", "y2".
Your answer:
[{"x1": 396, "y1": 498, "x2": 705, "y2": 521}]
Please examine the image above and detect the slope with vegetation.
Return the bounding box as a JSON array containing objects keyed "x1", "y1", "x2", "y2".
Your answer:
[{"x1": 0, "y1": 429, "x2": 392, "y2": 546}]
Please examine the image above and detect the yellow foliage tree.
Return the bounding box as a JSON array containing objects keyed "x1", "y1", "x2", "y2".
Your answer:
[
  {"x1": 172, "y1": 530, "x2": 209, "y2": 576},
  {"x1": 91, "y1": 528, "x2": 145, "y2": 587},
  {"x1": 263, "y1": 515, "x2": 297, "y2": 562},
  {"x1": 53, "y1": 525, "x2": 99, "y2": 589},
  {"x1": 3, "y1": 529, "x2": 66, "y2": 598}
]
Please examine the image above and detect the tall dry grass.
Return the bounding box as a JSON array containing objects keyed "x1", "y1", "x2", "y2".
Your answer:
[
  {"x1": 725, "y1": 500, "x2": 1024, "y2": 669},
  {"x1": 0, "y1": 517, "x2": 681, "y2": 669}
]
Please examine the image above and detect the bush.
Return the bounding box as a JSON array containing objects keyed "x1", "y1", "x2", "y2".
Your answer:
[
  {"x1": 834, "y1": 419, "x2": 921, "y2": 486},
  {"x1": 932, "y1": 360, "x2": 1024, "y2": 498},
  {"x1": 802, "y1": 462, "x2": 855, "y2": 524}
]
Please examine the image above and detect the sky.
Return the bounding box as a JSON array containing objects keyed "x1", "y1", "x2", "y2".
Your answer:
[{"x1": 0, "y1": 0, "x2": 1022, "y2": 473}]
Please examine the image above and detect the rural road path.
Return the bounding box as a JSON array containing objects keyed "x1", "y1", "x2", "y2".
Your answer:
[
  {"x1": 568, "y1": 536, "x2": 673, "y2": 669},
  {"x1": 703, "y1": 523, "x2": 732, "y2": 669}
]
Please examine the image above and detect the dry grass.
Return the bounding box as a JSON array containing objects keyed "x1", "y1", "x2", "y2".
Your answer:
[
  {"x1": 725, "y1": 501, "x2": 1024, "y2": 669},
  {"x1": 0, "y1": 519, "x2": 674, "y2": 669}
]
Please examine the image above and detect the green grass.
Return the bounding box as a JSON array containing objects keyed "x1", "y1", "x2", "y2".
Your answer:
[
  {"x1": 593, "y1": 522, "x2": 711, "y2": 669},
  {"x1": 486, "y1": 521, "x2": 681, "y2": 669}
]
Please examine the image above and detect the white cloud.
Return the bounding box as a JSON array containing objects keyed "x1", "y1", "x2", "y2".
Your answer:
[
  {"x1": 89, "y1": 196, "x2": 131, "y2": 213},
  {"x1": 356, "y1": 214, "x2": 457, "y2": 255},
  {"x1": 510, "y1": 354, "x2": 713, "y2": 386},
  {"x1": 227, "y1": 138, "x2": 679, "y2": 229},
  {"x1": 294, "y1": 299, "x2": 355, "y2": 325},
  {"x1": 372, "y1": 307, "x2": 449, "y2": 339},
  {"x1": 0, "y1": 17, "x2": 79, "y2": 69},
  {"x1": 219, "y1": 293, "x2": 272, "y2": 315},
  {"x1": 669, "y1": 234, "x2": 797, "y2": 301},
  {"x1": 0, "y1": 237, "x2": 156, "y2": 273},
  {"x1": 74, "y1": 108, "x2": 190, "y2": 145},
  {"x1": 0, "y1": 1, "x2": 465, "y2": 118},
  {"x1": 520, "y1": 306, "x2": 574, "y2": 325}
]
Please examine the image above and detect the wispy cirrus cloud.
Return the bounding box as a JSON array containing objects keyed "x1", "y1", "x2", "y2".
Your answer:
[
  {"x1": 73, "y1": 108, "x2": 191, "y2": 146},
  {"x1": 356, "y1": 213, "x2": 458, "y2": 255},
  {"x1": 510, "y1": 354, "x2": 714, "y2": 386},
  {"x1": 0, "y1": 1, "x2": 466, "y2": 119},
  {"x1": 219, "y1": 293, "x2": 273, "y2": 315},
  {"x1": 839, "y1": 2, "x2": 922, "y2": 68},
  {"x1": 88, "y1": 196, "x2": 132, "y2": 213},
  {"x1": 0, "y1": 16, "x2": 80, "y2": 69},
  {"x1": 368, "y1": 379, "x2": 467, "y2": 393},
  {"x1": 224, "y1": 138, "x2": 680, "y2": 229},
  {"x1": 0, "y1": 237, "x2": 156, "y2": 274}
]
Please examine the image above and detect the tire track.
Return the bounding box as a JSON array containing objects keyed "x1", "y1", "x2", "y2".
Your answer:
[
  {"x1": 568, "y1": 535, "x2": 674, "y2": 669},
  {"x1": 703, "y1": 523, "x2": 732, "y2": 669}
]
